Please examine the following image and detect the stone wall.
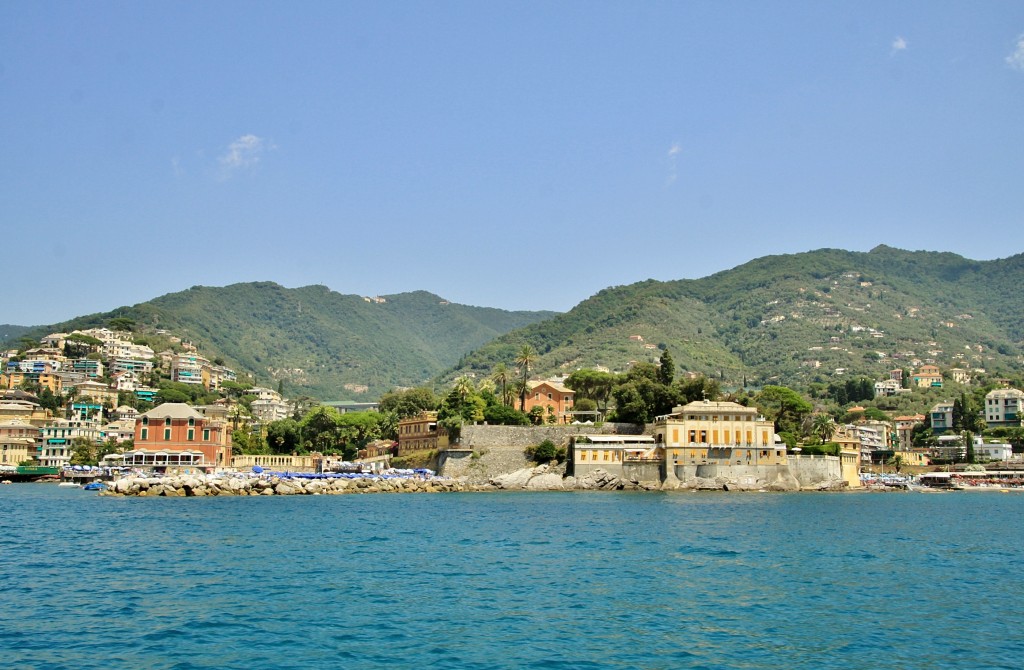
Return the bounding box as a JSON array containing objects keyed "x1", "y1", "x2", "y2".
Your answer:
[
  {"x1": 436, "y1": 424, "x2": 642, "y2": 483},
  {"x1": 457, "y1": 423, "x2": 645, "y2": 450},
  {"x1": 788, "y1": 454, "x2": 843, "y2": 486}
]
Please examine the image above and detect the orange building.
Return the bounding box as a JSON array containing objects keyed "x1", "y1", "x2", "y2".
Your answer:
[
  {"x1": 523, "y1": 381, "x2": 575, "y2": 423},
  {"x1": 129, "y1": 403, "x2": 232, "y2": 468}
]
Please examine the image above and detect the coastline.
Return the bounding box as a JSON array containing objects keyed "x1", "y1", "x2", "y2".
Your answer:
[{"x1": 98, "y1": 465, "x2": 881, "y2": 497}]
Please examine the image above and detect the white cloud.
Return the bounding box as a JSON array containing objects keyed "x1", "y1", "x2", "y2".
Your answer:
[
  {"x1": 667, "y1": 143, "x2": 682, "y2": 185},
  {"x1": 1007, "y1": 34, "x2": 1024, "y2": 71},
  {"x1": 218, "y1": 134, "x2": 268, "y2": 175},
  {"x1": 891, "y1": 36, "x2": 907, "y2": 53}
]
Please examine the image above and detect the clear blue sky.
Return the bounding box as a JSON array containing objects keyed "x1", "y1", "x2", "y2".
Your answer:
[{"x1": 2, "y1": 1, "x2": 1023, "y2": 326}]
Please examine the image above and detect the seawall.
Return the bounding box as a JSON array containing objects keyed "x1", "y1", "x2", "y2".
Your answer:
[{"x1": 439, "y1": 423, "x2": 645, "y2": 484}]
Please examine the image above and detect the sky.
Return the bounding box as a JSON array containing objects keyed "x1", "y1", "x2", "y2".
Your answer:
[{"x1": 2, "y1": 1, "x2": 1023, "y2": 326}]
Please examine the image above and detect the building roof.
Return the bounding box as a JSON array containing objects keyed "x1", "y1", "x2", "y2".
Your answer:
[
  {"x1": 139, "y1": 403, "x2": 203, "y2": 421},
  {"x1": 674, "y1": 400, "x2": 758, "y2": 413},
  {"x1": 528, "y1": 380, "x2": 572, "y2": 393}
]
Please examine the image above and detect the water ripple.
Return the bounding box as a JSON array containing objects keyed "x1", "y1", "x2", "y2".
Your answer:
[{"x1": 1, "y1": 486, "x2": 1023, "y2": 668}]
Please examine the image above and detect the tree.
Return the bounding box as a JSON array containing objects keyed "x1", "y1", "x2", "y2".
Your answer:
[
  {"x1": 69, "y1": 438, "x2": 97, "y2": 466},
  {"x1": 108, "y1": 317, "x2": 135, "y2": 332},
  {"x1": 676, "y1": 376, "x2": 720, "y2": 403},
  {"x1": 378, "y1": 388, "x2": 438, "y2": 419},
  {"x1": 963, "y1": 430, "x2": 975, "y2": 464},
  {"x1": 491, "y1": 363, "x2": 512, "y2": 407},
  {"x1": 756, "y1": 386, "x2": 813, "y2": 437},
  {"x1": 453, "y1": 376, "x2": 475, "y2": 402},
  {"x1": 531, "y1": 439, "x2": 559, "y2": 463},
  {"x1": 887, "y1": 454, "x2": 905, "y2": 474},
  {"x1": 515, "y1": 345, "x2": 536, "y2": 411},
  {"x1": 266, "y1": 418, "x2": 301, "y2": 454},
  {"x1": 565, "y1": 369, "x2": 617, "y2": 413},
  {"x1": 658, "y1": 349, "x2": 675, "y2": 385},
  {"x1": 811, "y1": 413, "x2": 836, "y2": 444},
  {"x1": 482, "y1": 403, "x2": 530, "y2": 426},
  {"x1": 300, "y1": 406, "x2": 345, "y2": 453}
]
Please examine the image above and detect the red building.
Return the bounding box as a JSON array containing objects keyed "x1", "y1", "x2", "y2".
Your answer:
[{"x1": 129, "y1": 403, "x2": 232, "y2": 469}]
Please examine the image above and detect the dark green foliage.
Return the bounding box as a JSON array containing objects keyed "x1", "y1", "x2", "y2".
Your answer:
[
  {"x1": 658, "y1": 349, "x2": 675, "y2": 385},
  {"x1": 378, "y1": 387, "x2": 439, "y2": 419},
  {"x1": 5, "y1": 284, "x2": 554, "y2": 400},
  {"x1": 443, "y1": 247, "x2": 1024, "y2": 391},
  {"x1": 266, "y1": 418, "x2": 301, "y2": 454},
  {"x1": 482, "y1": 403, "x2": 530, "y2": 425},
  {"x1": 531, "y1": 439, "x2": 559, "y2": 463}
]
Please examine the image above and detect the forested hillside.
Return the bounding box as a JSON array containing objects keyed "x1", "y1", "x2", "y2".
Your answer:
[
  {"x1": 446, "y1": 246, "x2": 1024, "y2": 389},
  {"x1": 9, "y1": 283, "x2": 555, "y2": 399}
]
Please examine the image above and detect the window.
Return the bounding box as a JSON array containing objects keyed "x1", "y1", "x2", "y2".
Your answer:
[
  {"x1": 141, "y1": 428, "x2": 148, "y2": 440},
  {"x1": 142, "y1": 416, "x2": 149, "y2": 426},
  {"x1": 187, "y1": 429, "x2": 194, "y2": 441},
  {"x1": 164, "y1": 428, "x2": 171, "y2": 441},
  {"x1": 165, "y1": 418, "x2": 171, "y2": 426},
  {"x1": 203, "y1": 429, "x2": 210, "y2": 441}
]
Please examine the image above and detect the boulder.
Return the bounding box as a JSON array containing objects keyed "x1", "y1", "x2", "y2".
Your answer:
[
  {"x1": 490, "y1": 468, "x2": 534, "y2": 490},
  {"x1": 526, "y1": 472, "x2": 565, "y2": 491}
]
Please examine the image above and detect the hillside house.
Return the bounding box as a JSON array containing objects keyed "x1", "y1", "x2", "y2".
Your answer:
[{"x1": 523, "y1": 381, "x2": 575, "y2": 423}]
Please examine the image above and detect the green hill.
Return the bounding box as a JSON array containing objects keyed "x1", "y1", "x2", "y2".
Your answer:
[
  {"x1": 13, "y1": 283, "x2": 556, "y2": 399},
  {"x1": 446, "y1": 246, "x2": 1024, "y2": 388}
]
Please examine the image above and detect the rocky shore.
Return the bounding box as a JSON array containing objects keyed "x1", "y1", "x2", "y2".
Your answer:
[{"x1": 102, "y1": 464, "x2": 850, "y2": 497}]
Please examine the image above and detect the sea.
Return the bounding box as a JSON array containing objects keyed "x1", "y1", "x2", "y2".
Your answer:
[{"x1": 1, "y1": 485, "x2": 1022, "y2": 670}]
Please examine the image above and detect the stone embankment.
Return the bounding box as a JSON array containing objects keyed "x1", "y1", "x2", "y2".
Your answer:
[
  {"x1": 103, "y1": 467, "x2": 846, "y2": 497},
  {"x1": 102, "y1": 474, "x2": 468, "y2": 497}
]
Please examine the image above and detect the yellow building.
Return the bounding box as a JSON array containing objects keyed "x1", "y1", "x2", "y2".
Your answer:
[
  {"x1": 397, "y1": 412, "x2": 448, "y2": 454},
  {"x1": 0, "y1": 420, "x2": 38, "y2": 465},
  {"x1": 829, "y1": 424, "x2": 864, "y2": 488},
  {"x1": 653, "y1": 399, "x2": 783, "y2": 467},
  {"x1": 73, "y1": 381, "x2": 119, "y2": 406},
  {"x1": 0, "y1": 401, "x2": 51, "y2": 427},
  {"x1": 1, "y1": 372, "x2": 63, "y2": 394}
]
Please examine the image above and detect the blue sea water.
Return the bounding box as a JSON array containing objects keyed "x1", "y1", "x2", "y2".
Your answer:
[{"x1": 1, "y1": 485, "x2": 1022, "y2": 670}]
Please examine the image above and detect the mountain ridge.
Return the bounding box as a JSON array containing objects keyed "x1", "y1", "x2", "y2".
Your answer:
[{"x1": 444, "y1": 247, "x2": 1024, "y2": 388}]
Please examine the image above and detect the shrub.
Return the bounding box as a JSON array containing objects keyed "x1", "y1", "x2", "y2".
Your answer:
[{"x1": 531, "y1": 439, "x2": 559, "y2": 463}]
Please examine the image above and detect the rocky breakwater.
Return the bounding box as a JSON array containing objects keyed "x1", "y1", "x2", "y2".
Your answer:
[
  {"x1": 486, "y1": 465, "x2": 662, "y2": 492},
  {"x1": 485, "y1": 465, "x2": 803, "y2": 492},
  {"x1": 102, "y1": 474, "x2": 468, "y2": 497}
]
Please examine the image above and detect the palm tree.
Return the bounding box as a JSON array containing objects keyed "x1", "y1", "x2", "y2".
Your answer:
[
  {"x1": 514, "y1": 378, "x2": 531, "y2": 413},
  {"x1": 453, "y1": 375, "x2": 474, "y2": 402},
  {"x1": 491, "y1": 363, "x2": 511, "y2": 406},
  {"x1": 515, "y1": 345, "x2": 536, "y2": 412},
  {"x1": 810, "y1": 413, "x2": 836, "y2": 444},
  {"x1": 887, "y1": 454, "x2": 905, "y2": 474}
]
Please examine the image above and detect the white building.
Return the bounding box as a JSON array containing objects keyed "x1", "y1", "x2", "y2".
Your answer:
[
  {"x1": 984, "y1": 388, "x2": 1024, "y2": 428},
  {"x1": 38, "y1": 419, "x2": 102, "y2": 468},
  {"x1": 973, "y1": 438, "x2": 1013, "y2": 462}
]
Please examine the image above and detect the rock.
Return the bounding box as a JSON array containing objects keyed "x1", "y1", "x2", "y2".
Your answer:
[
  {"x1": 526, "y1": 473, "x2": 565, "y2": 491},
  {"x1": 491, "y1": 468, "x2": 534, "y2": 490}
]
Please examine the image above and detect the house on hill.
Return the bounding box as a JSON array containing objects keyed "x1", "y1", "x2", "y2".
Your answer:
[
  {"x1": 913, "y1": 365, "x2": 943, "y2": 388},
  {"x1": 523, "y1": 380, "x2": 575, "y2": 423}
]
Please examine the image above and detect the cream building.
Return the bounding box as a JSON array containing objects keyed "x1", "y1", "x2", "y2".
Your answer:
[
  {"x1": 652, "y1": 400, "x2": 790, "y2": 483},
  {"x1": 984, "y1": 387, "x2": 1024, "y2": 428}
]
